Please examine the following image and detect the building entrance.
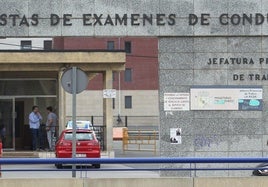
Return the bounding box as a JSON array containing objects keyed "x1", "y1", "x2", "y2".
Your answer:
[{"x1": 0, "y1": 79, "x2": 57, "y2": 150}]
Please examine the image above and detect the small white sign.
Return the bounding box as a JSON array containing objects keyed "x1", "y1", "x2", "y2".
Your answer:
[
  {"x1": 103, "y1": 89, "x2": 116, "y2": 98},
  {"x1": 164, "y1": 93, "x2": 190, "y2": 111},
  {"x1": 239, "y1": 88, "x2": 263, "y2": 99},
  {"x1": 170, "y1": 128, "x2": 182, "y2": 144}
]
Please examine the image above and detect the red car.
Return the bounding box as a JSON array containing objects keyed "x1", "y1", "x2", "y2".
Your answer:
[{"x1": 55, "y1": 129, "x2": 101, "y2": 168}]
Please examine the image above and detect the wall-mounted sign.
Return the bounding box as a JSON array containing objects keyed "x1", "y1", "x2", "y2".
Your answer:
[
  {"x1": 170, "y1": 128, "x2": 182, "y2": 144},
  {"x1": 190, "y1": 86, "x2": 262, "y2": 111},
  {"x1": 103, "y1": 89, "x2": 116, "y2": 98},
  {"x1": 164, "y1": 93, "x2": 190, "y2": 111}
]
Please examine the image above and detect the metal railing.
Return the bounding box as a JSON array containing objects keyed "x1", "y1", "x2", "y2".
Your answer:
[{"x1": 0, "y1": 157, "x2": 268, "y2": 172}]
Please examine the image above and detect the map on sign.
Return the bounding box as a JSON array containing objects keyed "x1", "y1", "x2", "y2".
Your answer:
[{"x1": 190, "y1": 86, "x2": 263, "y2": 111}]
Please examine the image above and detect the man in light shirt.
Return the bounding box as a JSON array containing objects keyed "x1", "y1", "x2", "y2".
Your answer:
[{"x1": 29, "y1": 105, "x2": 42, "y2": 151}]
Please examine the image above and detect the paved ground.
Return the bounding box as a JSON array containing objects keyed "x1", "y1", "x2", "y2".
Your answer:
[{"x1": 0, "y1": 140, "x2": 161, "y2": 178}]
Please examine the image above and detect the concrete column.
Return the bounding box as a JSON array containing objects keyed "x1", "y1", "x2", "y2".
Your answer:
[
  {"x1": 103, "y1": 69, "x2": 113, "y2": 156},
  {"x1": 58, "y1": 69, "x2": 66, "y2": 134}
]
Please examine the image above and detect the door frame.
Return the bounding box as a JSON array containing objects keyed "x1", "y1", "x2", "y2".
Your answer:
[{"x1": 0, "y1": 96, "x2": 15, "y2": 150}]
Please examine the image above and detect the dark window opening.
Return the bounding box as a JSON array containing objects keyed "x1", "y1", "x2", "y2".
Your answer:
[
  {"x1": 20, "y1": 40, "x2": 32, "y2": 50},
  {"x1": 125, "y1": 96, "x2": 132, "y2": 109},
  {"x1": 124, "y1": 68, "x2": 132, "y2": 82},
  {"x1": 112, "y1": 98, "x2": 115, "y2": 109},
  {"x1": 125, "y1": 41, "x2": 131, "y2": 53},
  {"x1": 44, "y1": 40, "x2": 52, "y2": 50},
  {"x1": 107, "y1": 41, "x2": 115, "y2": 50}
]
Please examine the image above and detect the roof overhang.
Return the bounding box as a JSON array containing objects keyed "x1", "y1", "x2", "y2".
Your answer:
[{"x1": 0, "y1": 50, "x2": 126, "y2": 72}]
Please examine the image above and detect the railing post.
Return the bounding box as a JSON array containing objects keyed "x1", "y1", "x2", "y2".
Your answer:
[
  {"x1": 0, "y1": 141, "x2": 2, "y2": 178},
  {"x1": 91, "y1": 116, "x2": 94, "y2": 125},
  {"x1": 125, "y1": 116, "x2": 128, "y2": 127}
]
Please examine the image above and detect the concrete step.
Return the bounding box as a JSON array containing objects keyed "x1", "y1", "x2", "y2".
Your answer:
[{"x1": 2, "y1": 151, "x2": 39, "y2": 158}]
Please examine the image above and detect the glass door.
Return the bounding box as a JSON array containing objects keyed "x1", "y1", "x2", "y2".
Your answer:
[{"x1": 0, "y1": 98, "x2": 15, "y2": 149}]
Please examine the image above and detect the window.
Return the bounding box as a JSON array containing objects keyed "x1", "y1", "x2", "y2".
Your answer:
[
  {"x1": 107, "y1": 41, "x2": 115, "y2": 50},
  {"x1": 124, "y1": 68, "x2": 132, "y2": 82},
  {"x1": 64, "y1": 132, "x2": 93, "y2": 140},
  {"x1": 125, "y1": 41, "x2": 131, "y2": 53},
  {"x1": 44, "y1": 40, "x2": 52, "y2": 50},
  {"x1": 125, "y1": 96, "x2": 132, "y2": 109},
  {"x1": 112, "y1": 98, "x2": 115, "y2": 109},
  {"x1": 20, "y1": 40, "x2": 32, "y2": 50}
]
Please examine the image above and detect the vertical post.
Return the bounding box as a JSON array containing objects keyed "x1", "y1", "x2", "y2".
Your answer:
[
  {"x1": 0, "y1": 141, "x2": 2, "y2": 177},
  {"x1": 125, "y1": 116, "x2": 128, "y2": 127},
  {"x1": 103, "y1": 70, "x2": 113, "y2": 156},
  {"x1": 58, "y1": 68, "x2": 66, "y2": 135},
  {"x1": 72, "y1": 67, "x2": 77, "y2": 178}
]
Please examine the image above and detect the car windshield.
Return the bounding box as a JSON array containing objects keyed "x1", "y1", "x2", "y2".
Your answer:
[
  {"x1": 64, "y1": 132, "x2": 94, "y2": 141},
  {"x1": 66, "y1": 120, "x2": 94, "y2": 130}
]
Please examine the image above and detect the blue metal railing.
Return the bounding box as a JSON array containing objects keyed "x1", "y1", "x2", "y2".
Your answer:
[
  {"x1": 0, "y1": 157, "x2": 268, "y2": 172},
  {"x1": 1, "y1": 157, "x2": 268, "y2": 164}
]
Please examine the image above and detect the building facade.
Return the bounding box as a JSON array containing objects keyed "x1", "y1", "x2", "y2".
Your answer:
[
  {"x1": 53, "y1": 37, "x2": 159, "y2": 128},
  {"x1": 0, "y1": 0, "x2": 267, "y2": 177}
]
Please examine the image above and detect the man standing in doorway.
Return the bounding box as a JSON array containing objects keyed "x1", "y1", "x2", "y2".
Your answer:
[
  {"x1": 46, "y1": 106, "x2": 58, "y2": 151},
  {"x1": 29, "y1": 106, "x2": 42, "y2": 151}
]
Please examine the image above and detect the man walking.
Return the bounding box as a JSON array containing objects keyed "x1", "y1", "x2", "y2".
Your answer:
[
  {"x1": 29, "y1": 105, "x2": 42, "y2": 151},
  {"x1": 46, "y1": 106, "x2": 58, "y2": 151}
]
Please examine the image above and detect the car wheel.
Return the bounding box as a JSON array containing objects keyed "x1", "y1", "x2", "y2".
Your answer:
[
  {"x1": 55, "y1": 163, "x2": 63, "y2": 169},
  {"x1": 93, "y1": 164, "x2": 101, "y2": 168}
]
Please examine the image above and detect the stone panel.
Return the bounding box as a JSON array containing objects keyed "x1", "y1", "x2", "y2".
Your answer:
[
  {"x1": 159, "y1": 0, "x2": 193, "y2": 17},
  {"x1": 95, "y1": 0, "x2": 127, "y2": 15},
  {"x1": 0, "y1": 0, "x2": 28, "y2": 14},
  {"x1": 159, "y1": 38, "x2": 194, "y2": 53},
  {"x1": 159, "y1": 70, "x2": 194, "y2": 86},
  {"x1": 159, "y1": 53, "x2": 194, "y2": 70},
  {"x1": 159, "y1": 18, "x2": 194, "y2": 36},
  {"x1": 192, "y1": 118, "x2": 229, "y2": 135},
  {"x1": 159, "y1": 117, "x2": 194, "y2": 135},
  {"x1": 29, "y1": 0, "x2": 62, "y2": 18},
  {"x1": 228, "y1": 118, "x2": 263, "y2": 135},
  {"x1": 127, "y1": 0, "x2": 160, "y2": 15},
  {"x1": 228, "y1": 135, "x2": 262, "y2": 151},
  {"x1": 227, "y1": 37, "x2": 262, "y2": 53},
  {"x1": 228, "y1": 0, "x2": 262, "y2": 13},
  {"x1": 194, "y1": 37, "x2": 228, "y2": 53},
  {"x1": 193, "y1": 70, "x2": 228, "y2": 85},
  {"x1": 193, "y1": 18, "x2": 228, "y2": 36},
  {"x1": 194, "y1": 0, "x2": 228, "y2": 15}
]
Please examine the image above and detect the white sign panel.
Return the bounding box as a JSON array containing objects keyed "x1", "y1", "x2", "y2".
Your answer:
[
  {"x1": 170, "y1": 128, "x2": 182, "y2": 144},
  {"x1": 191, "y1": 89, "x2": 239, "y2": 110},
  {"x1": 103, "y1": 89, "x2": 116, "y2": 98},
  {"x1": 239, "y1": 89, "x2": 262, "y2": 99},
  {"x1": 191, "y1": 87, "x2": 263, "y2": 110},
  {"x1": 164, "y1": 93, "x2": 190, "y2": 111}
]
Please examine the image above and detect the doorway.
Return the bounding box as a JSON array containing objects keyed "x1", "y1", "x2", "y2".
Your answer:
[
  {"x1": 0, "y1": 98, "x2": 14, "y2": 149},
  {"x1": 0, "y1": 79, "x2": 57, "y2": 150}
]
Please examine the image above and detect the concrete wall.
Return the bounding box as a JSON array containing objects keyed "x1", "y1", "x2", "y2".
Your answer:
[
  {"x1": 158, "y1": 36, "x2": 268, "y2": 176},
  {"x1": 0, "y1": 0, "x2": 266, "y2": 37},
  {"x1": 1, "y1": 178, "x2": 268, "y2": 187}
]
